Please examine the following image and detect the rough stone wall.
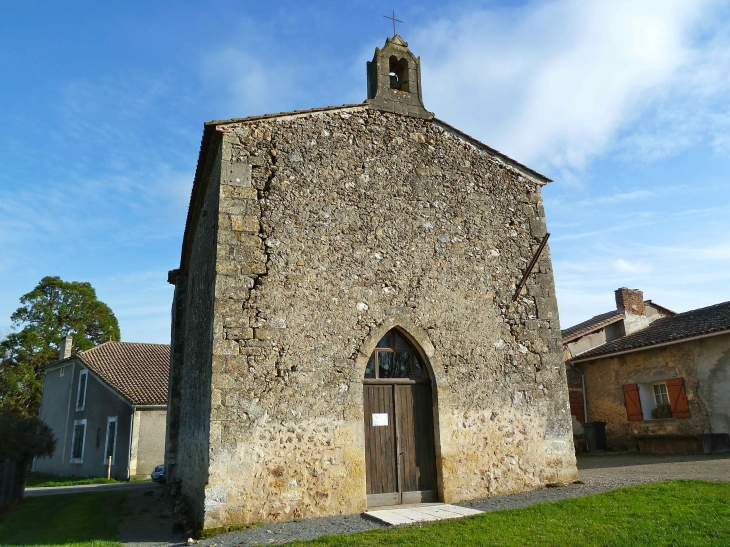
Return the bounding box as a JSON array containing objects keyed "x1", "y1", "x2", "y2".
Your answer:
[
  {"x1": 581, "y1": 334, "x2": 730, "y2": 449},
  {"x1": 174, "y1": 151, "x2": 222, "y2": 530},
  {"x1": 199, "y1": 106, "x2": 576, "y2": 528},
  {"x1": 165, "y1": 278, "x2": 186, "y2": 496}
]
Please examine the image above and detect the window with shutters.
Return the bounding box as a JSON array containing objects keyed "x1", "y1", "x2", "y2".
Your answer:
[
  {"x1": 637, "y1": 381, "x2": 670, "y2": 420},
  {"x1": 70, "y1": 419, "x2": 87, "y2": 463},
  {"x1": 76, "y1": 369, "x2": 88, "y2": 411},
  {"x1": 104, "y1": 416, "x2": 118, "y2": 465},
  {"x1": 624, "y1": 377, "x2": 690, "y2": 421}
]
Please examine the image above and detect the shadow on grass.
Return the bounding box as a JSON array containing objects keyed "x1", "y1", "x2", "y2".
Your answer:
[{"x1": 0, "y1": 490, "x2": 127, "y2": 547}]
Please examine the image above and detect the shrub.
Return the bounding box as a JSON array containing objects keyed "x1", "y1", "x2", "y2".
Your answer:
[{"x1": 651, "y1": 403, "x2": 672, "y2": 419}]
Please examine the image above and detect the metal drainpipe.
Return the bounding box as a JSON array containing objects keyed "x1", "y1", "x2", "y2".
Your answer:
[{"x1": 570, "y1": 362, "x2": 589, "y2": 424}]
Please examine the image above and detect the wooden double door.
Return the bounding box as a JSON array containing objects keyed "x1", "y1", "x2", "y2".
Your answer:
[{"x1": 363, "y1": 382, "x2": 438, "y2": 507}]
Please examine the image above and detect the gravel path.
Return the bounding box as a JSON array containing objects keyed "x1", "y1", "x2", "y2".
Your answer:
[{"x1": 128, "y1": 453, "x2": 730, "y2": 547}]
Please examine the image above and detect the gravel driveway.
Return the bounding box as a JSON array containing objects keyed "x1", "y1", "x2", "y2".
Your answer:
[{"x1": 126, "y1": 452, "x2": 730, "y2": 547}]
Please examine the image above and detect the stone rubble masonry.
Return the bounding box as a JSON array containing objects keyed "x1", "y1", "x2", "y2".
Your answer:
[
  {"x1": 168, "y1": 105, "x2": 577, "y2": 532},
  {"x1": 366, "y1": 35, "x2": 432, "y2": 120}
]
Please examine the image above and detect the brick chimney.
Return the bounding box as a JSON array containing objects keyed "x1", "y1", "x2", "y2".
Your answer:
[
  {"x1": 615, "y1": 288, "x2": 645, "y2": 316},
  {"x1": 59, "y1": 335, "x2": 73, "y2": 360},
  {"x1": 615, "y1": 288, "x2": 649, "y2": 335}
]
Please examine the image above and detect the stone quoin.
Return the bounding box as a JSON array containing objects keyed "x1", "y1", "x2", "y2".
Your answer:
[{"x1": 165, "y1": 35, "x2": 577, "y2": 533}]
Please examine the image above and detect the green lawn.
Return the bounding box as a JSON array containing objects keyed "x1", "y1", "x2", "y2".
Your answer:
[
  {"x1": 0, "y1": 491, "x2": 126, "y2": 547},
  {"x1": 1, "y1": 481, "x2": 728, "y2": 547},
  {"x1": 289, "y1": 481, "x2": 730, "y2": 547},
  {"x1": 24, "y1": 473, "x2": 119, "y2": 488}
]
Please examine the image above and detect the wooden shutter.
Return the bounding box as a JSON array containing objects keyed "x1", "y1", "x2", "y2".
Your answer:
[
  {"x1": 623, "y1": 384, "x2": 643, "y2": 421},
  {"x1": 666, "y1": 377, "x2": 690, "y2": 418}
]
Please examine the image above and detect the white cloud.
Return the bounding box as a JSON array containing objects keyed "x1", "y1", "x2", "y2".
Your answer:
[
  {"x1": 554, "y1": 234, "x2": 730, "y2": 328},
  {"x1": 578, "y1": 190, "x2": 656, "y2": 206},
  {"x1": 411, "y1": 0, "x2": 725, "y2": 176},
  {"x1": 201, "y1": 48, "x2": 302, "y2": 117},
  {"x1": 613, "y1": 258, "x2": 652, "y2": 275}
]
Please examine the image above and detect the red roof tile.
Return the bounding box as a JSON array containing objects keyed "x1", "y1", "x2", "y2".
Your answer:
[{"x1": 77, "y1": 341, "x2": 169, "y2": 406}]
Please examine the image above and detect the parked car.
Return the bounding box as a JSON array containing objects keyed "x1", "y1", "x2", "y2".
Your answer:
[{"x1": 151, "y1": 464, "x2": 165, "y2": 483}]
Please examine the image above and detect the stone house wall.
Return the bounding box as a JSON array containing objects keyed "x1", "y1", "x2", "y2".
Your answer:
[
  {"x1": 36, "y1": 361, "x2": 133, "y2": 480},
  {"x1": 166, "y1": 106, "x2": 578, "y2": 531},
  {"x1": 130, "y1": 409, "x2": 167, "y2": 477},
  {"x1": 578, "y1": 333, "x2": 730, "y2": 449}
]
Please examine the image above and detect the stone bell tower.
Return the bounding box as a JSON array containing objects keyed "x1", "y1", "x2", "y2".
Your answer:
[{"x1": 366, "y1": 35, "x2": 433, "y2": 119}]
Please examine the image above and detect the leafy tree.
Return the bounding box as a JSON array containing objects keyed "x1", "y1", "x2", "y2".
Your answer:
[
  {"x1": 0, "y1": 411, "x2": 56, "y2": 502},
  {"x1": 0, "y1": 276, "x2": 120, "y2": 417}
]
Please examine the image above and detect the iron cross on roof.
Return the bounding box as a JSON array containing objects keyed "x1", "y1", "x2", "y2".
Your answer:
[{"x1": 383, "y1": 10, "x2": 404, "y2": 37}]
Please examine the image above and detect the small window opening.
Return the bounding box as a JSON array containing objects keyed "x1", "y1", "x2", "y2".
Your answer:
[
  {"x1": 389, "y1": 56, "x2": 409, "y2": 92},
  {"x1": 76, "y1": 369, "x2": 88, "y2": 410},
  {"x1": 70, "y1": 419, "x2": 86, "y2": 463},
  {"x1": 364, "y1": 329, "x2": 426, "y2": 380},
  {"x1": 653, "y1": 383, "x2": 669, "y2": 405},
  {"x1": 104, "y1": 417, "x2": 118, "y2": 465}
]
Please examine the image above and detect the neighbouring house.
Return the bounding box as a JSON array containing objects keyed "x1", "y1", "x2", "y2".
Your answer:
[
  {"x1": 564, "y1": 288, "x2": 730, "y2": 453},
  {"x1": 562, "y1": 288, "x2": 675, "y2": 433},
  {"x1": 165, "y1": 35, "x2": 577, "y2": 533},
  {"x1": 35, "y1": 337, "x2": 169, "y2": 480}
]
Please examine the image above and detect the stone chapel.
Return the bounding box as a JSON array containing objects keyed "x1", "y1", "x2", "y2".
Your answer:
[{"x1": 166, "y1": 35, "x2": 577, "y2": 532}]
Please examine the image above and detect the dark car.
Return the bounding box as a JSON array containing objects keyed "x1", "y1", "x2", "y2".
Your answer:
[{"x1": 151, "y1": 464, "x2": 165, "y2": 483}]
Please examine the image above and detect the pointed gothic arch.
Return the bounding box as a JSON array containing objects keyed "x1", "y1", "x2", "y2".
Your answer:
[{"x1": 358, "y1": 322, "x2": 444, "y2": 507}]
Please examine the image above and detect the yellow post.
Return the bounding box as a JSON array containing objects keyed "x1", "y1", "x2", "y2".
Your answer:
[{"x1": 107, "y1": 455, "x2": 112, "y2": 479}]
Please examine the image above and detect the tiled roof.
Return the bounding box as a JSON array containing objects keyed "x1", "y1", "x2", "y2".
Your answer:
[
  {"x1": 561, "y1": 310, "x2": 624, "y2": 342},
  {"x1": 571, "y1": 301, "x2": 730, "y2": 362},
  {"x1": 77, "y1": 341, "x2": 170, "y2": 406}
]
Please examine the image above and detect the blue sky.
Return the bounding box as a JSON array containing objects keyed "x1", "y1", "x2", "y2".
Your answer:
[{"x1": 1, "y1": 0, "x2": 729, "y2": 343}]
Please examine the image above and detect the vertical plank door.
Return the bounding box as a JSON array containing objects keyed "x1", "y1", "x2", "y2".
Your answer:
[
  {"x1": 396, "y1": 384, "x2": 438, "y2": 503},
  {"x1": 363, "y1": 384, "x2": 399, "y2": 506}
]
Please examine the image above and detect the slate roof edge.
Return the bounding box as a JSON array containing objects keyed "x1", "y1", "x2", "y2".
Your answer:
[
  {"x1": 570, "y1": 327, "x2": 730, "y2": 364},
  {"x1": 562, "y1": 313, "x2": 625, "y2": 344},
  {"x1": 206, "y1": 103, "x2": 368, "y2": 127},
  {"x1": 431, "y1": 118, "x2": 552, "y2": 184},
  {"x1": 41, "y1": 355, "x2": 77, "y2": 371}
]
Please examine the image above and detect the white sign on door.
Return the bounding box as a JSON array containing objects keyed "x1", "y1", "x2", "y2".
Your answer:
[{"x1": 372, "y1": 413, "x2": 389, "y2": 427}]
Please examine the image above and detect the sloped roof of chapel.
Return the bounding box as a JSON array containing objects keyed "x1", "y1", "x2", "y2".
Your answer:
[
  {"x1": 204, "y1": 104, "x2": 551, "y2": 184},
  {"x1": 172, "y1": 103, "x2": 551, "y2": 278}
]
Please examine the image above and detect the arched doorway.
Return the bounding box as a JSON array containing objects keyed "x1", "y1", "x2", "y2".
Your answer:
[{"x1": 363, "y1": 328, "x2": 438, "y2": 507}]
